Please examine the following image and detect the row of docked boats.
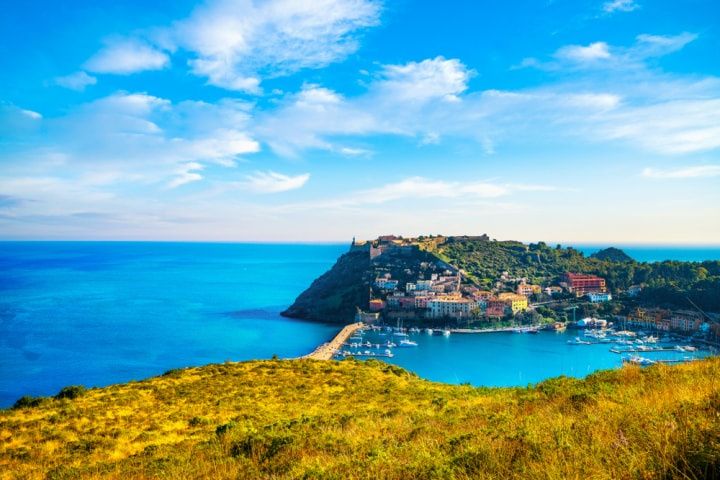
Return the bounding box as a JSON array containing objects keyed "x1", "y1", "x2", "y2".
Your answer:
[{"x1": 338, "y1": 326, "x2": 423, "y2": 358}]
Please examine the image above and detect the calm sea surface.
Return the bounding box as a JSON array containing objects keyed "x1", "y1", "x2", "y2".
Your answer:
[{"x1": 0, "y1": 242, "x2": 718, "y2": 407}]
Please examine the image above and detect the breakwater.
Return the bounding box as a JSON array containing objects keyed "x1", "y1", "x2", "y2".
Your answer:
[{"x1": 303, "y1": 322, "x2": 364, "y2": 360}]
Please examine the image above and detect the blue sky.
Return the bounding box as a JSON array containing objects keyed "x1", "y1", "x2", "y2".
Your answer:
[{"x1": 0, "y1": 0, "x2": 719, "y2": 243}]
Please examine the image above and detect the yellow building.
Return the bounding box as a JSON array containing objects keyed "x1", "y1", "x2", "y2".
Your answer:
[{"x1": 498, "y1": 293, "x2": 528, "y2": 314}]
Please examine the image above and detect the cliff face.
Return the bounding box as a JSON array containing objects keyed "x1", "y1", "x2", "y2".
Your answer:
[{"x1": 281, "y1": 249, "x2": 371, "y2": 323}]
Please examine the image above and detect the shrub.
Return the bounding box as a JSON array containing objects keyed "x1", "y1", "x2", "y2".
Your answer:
[
  {"x1": 12, "y1": 395, "x2": 44, "y2": 409},
  {"x1": 55, "y1": 385, "x2": 87, "y2": 400}
]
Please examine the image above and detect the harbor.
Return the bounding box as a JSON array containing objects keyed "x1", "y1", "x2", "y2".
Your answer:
[{"x1": 308, "y1": 322, "x2": 714, "y2": 385}]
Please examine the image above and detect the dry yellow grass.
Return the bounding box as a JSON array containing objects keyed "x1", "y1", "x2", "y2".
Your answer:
[{"x1": 1, "y1": 357, "x2": 719, "y2": 479}]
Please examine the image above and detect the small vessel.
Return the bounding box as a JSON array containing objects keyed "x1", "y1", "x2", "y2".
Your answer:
[
  {"x1": 623, "y1": 355, "x2": 656, "y2": 366},
  {"x1": 567, "y1": 337, "x2": 591, "y2": 345},
  {"x1": 442, "y1": 329, "x2": 451, "y2": 337},
  {"x1": 425, "y1": 328, "x2": 434, "y2": 335},
  {"x1": 398, "y1": 339, "x2": 418, "y2": 347}
]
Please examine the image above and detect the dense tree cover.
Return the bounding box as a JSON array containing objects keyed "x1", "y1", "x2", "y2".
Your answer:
[
  {"x1": 436, "y1": 238, "x2": 720, "y2": 312},
  {"x1": 590, "y1": 247, "x2": 634, "y2": 262}
]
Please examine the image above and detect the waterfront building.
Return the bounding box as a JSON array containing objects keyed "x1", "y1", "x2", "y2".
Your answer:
[
  {"x1": 497, "y1": 292, "x2": 528, "y2": 313},
  {"x1": 669, "y1": 310, "x2": 703, "y2": 332},
  {"x1": 398, "y1": 297, "x2": 417, "y2": 310},
  {"x1": 428, "y1": 297, "x2": 474, "y2": 319},
  {"x1": 627, "y1": 308, "x2": 671, "y2": 330},
  {"x1": 414, "y1": 296, "x2": 431, "y2": 309},
  {"x1": 486, "y1": 300, "x2": 508, "y2": 318},
  {"x1": 386, "y1": 294, "x2": 404, "y2": 308},
  {"x1": 368, "y1": 299, "x2": 386, "y2": 312},
  {"x1": 562, "y1": 273, "x2": 607, "y2": 295}
]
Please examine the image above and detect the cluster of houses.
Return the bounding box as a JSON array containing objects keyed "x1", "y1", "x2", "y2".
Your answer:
[
  {"x1": 622, "y1": 307, "x2": 706, "y2": 333},
  {"x1": 369, "y1": 270, "x2": 530, "y2": 321},
  {"x1": 365, "y1": 268, "x2": 625, "y2": 323}
]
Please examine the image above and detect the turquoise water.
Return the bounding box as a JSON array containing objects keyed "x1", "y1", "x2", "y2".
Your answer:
[
  {"x1": 0, "y1": 242, "x2": 716, "y2": 407},
  {"x1": 0, "y1": 242, "x2": 345, "y2": 407},
  {"x1": 354, "y1": 330, "x2": 707, "y2": 387}
]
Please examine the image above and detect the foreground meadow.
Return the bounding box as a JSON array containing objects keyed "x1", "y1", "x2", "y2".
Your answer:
[{"x1": 1, "y1": 357, "x2": 719, "y2": 479}]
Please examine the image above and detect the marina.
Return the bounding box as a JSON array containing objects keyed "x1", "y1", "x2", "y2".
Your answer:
[{"x1": 324, "y1": 323, "x2": 712, "y2": 385}]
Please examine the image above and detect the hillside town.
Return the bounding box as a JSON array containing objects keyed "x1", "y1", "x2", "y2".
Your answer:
[{"x1": 353, "y1": 235, "x2": 712, "y2": 336}]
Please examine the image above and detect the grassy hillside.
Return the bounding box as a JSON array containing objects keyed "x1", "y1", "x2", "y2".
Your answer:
[{"x1": 2, "y1": 358, "x2": 720, "y2": 479}]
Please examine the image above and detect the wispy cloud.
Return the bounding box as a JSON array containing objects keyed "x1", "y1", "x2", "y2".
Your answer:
[
  {"x1": 85, "y1": 38, "x2": 170, "y2": 74},
  {"x1": 603, "y1": 0, "x2": 639, "y2": 13},
  {"x1": 53, "y1": 71, "x2": 97, "y2": 91},
  {"x1": 169, "y1": 162, "x2": 204, "y2": 188},
  {"x1": 642, "y1": 165, "x2": 720, "y2": 179},
  {"x1": 243, "y1": 171, "x2": 310, "y2": 193}
]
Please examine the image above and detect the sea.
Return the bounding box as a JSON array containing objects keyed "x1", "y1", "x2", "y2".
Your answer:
[{"x1": 1, "y1": 242, "x2": 718, "y2": 407}]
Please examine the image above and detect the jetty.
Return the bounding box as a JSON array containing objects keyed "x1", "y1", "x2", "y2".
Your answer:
[{"x1": 303, "y1": 322, "x2": 364, "y2": 360}]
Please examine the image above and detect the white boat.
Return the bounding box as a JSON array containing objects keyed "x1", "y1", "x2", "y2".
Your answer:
[
  {"x1": 567, "y1": 337, "x2": 591, "y2": 345},
  {"x1": 623, "y1": 355, "x2": 656, "y2": 366},
  {"x1": 442, "y1": 329, "x2": 451, "y2": 337},
  {"x1": 398, "y1": 339, "x2": 418, "y2": 347},
  {"x1": 425, "y1": 328, "x2": 434, "y2": 335}
]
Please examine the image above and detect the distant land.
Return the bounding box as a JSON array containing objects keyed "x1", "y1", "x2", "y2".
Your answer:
[{"x1": 283, "y1": 235, "x2": 720, "y2": 327}]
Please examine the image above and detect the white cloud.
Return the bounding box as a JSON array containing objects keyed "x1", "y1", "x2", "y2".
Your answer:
[
  {"x1": 85, "y1": 39, "x2": 170, "y2": 74},
  {"x1": 167, "y1": 0, "x2": 382, "y2": 92},
  {"x1": 373, "y1": 56, "x2": 473, "y2": 103},
  {"x1": 603, "y1": 0, "x2": 639, "y2": 13},
  {"x1": 642, "y1": 165, "x2": 720, "y2": 179},
  {"x1": 243, "y1": 171, "x2": 310, "y2": 193},
  {"x1": 54, "y1": 71, "x2": 97, "y2": 91},
  {"x1": 555, "y1": 42, "x2": 611, "y2": 63},
  {"x1": 169, "y1": 162, "x2": 205, "y2": 188}
]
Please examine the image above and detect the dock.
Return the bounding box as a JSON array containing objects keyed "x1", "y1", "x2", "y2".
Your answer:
[
  {"x1": 302, "y1": 322, "x2": 364, "y2": 360},
  {"x1": 610, "y1": 347, "x2": 683, "y2": 354}
]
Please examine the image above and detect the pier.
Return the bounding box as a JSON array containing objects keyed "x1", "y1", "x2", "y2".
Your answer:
[
  {"x1": 303, "y1": 322, "x2": 364, "y2": 360},
  {"x1": 610, "y1": 347, "x2": 685, "y2": 354}
]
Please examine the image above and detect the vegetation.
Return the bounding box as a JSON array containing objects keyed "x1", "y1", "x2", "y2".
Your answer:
[
  {"x1": 436, "y1": 238, "x2": 720, "y2": 311},
  {"x1": 590, "y1": 247, "x2": 634, "y2": 263},
  {"x1": 2, "y1": 358, "x2": 720, "y2": 479},
  {"x1": 281, "y1": 249, "x2": 371, "y2": 323}
]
